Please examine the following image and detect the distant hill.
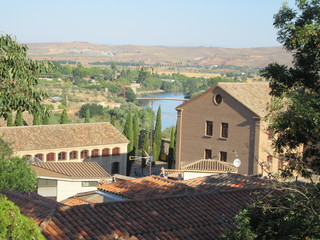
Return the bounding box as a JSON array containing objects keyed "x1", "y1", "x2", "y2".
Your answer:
[{"x1": 26, "y1": 42, "x2": 293, "y2": 68}]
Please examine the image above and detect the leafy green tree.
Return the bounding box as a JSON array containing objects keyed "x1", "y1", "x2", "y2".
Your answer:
[
  {"x1": 110, "y1": 116, "x2": 116, "y2": 127},
  {"x1": 14, "y1": 111, "x2": 23, "y2": 126},
  {"x1": 60, "y1": 109, "x2": 68, "y2": 124},
  {"x1": 84, "y1": 109, "x2": 90, "y2": 123},
  {"x1": 152, "y1": 106, "x2": 162, "y2": 162},
  {"x1": 123, "y1": 113, "x2": 133, "y2": 175},
  {"x1": 78, "y1": 103, "x2": 104, "y2": 118},
  {"x1": 133, "y1": 113, "x2": 139, "y2": 156},
  {"x1": 0, "y1": 35, "x2": 52, "y2": 119},
  {"x1": 32, "y1": 112, "x2": 41, "y2": 125},
  {"x1": 6, "y1": 112, "x2": 13, "y2": 127},
  {"x1": 0, "y1": 195, "x2": 45, "y2": 240},
  {"x1": 223, "y1": 1, "x2": 320, "y2": 239}
]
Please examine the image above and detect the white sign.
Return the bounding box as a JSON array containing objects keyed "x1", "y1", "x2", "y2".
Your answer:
[{"x1": 233, "y1": 158, "x2": 241, "y2": 168}]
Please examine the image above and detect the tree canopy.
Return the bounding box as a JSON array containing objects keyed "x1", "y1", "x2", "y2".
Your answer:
[{"x1": 0, "y1": 35, "x2": 53, "y2": 120}]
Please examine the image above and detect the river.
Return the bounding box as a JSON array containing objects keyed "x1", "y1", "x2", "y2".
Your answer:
[{"x1": 138, "y1": 92, "x2": 186, "y2": 131}]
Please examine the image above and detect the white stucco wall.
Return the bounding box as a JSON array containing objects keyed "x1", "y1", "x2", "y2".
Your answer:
[{"x1": 183, "y1": 172, "x2": 218, "y2": 180}]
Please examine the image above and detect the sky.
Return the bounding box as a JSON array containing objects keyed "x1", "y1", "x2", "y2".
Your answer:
[{"x1": 0, "y1": 0, "x2": 296, "y2": 48}]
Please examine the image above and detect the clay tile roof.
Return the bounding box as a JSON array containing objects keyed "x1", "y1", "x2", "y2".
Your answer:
[
  {"x1": 182, "y1": 159, "x2": 238, "y2": 173},
  {"x1": 4, "y1": 189, "x2": 271, "y2": 239},
  {"x1": 0, "y1": 190, "x2": 64, "y2": 225},
  {"x1": 182, "y1": 173, "x2": 272, "y2": 192},
  {"x1": 177, "y1": 82, "x2": 270, "y2": 117},
  {"x1": 30, "y1": 162, "x2": 112, "y2": 179},
  {"x1": 98, "y1": 175, "x2": 194, "y2": 199},
  {"x1": 0, "y1": 122, "x2": 129, "y2": 151}
]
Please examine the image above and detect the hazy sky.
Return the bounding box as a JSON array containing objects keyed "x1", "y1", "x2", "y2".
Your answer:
[{"x1": 1, "y1": 0, "x2": 296, "y2": 47}]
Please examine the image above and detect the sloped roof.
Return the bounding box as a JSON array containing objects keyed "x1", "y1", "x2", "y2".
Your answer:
[
  {"x1": 177, "y1": 82, "x2": 270, "y2": 117},
  {"x1": 0, "y1": 122, "x2": 129, "y2": 151},
  {"x1": 30, "y1": 162, "x2": 112, "y2": 179},
  {"x1": 182, "y1": 173, "x2": 272, "y2": 192},
  {"x1": 0, "y1": 191, "x2": 64, "y2": 225},
  {"x1": 3, "y1": 188, "x2": 268, "y2": 239},
  {"x1": 182, "y1": 159, "x2": 238, "y2": 173},
  {"x1": 98, "y1": 175, "x2": 193, "y2": 199}
]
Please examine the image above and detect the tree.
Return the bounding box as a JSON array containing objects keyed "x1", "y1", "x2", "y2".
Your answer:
[
  {"x1": 14, "y1": 110, "x2": 23, "y2": 126},
  {"x1": 152, "y1": 106, "x2": 162, "y2": 162},
  {"x1": 32, "y1": 112, "x2": 41, "y2": 125},
  {"x1": 141, "y1": 131, "x2": 150, "y2": 174},
  {"x1": 133, "y1": 113, "x2": 139, "y2": 156},
  {"x1": 0, "y1": 35, "x2": 52, "y2": 119},
  {"x1": 84, "y1": 109, "x2": 90, "y2": 123},
  {"x1": 6, "y1": 112, "x2": 13, "y2": 127},
  {"x1": 60, "y1": 109, "x2": 68, "y2": 124},
  {"x1": 223, "y1": 1, "x2": 320, "y2": 238},
  {"x1": 0, "y1": 195, "x2": 45, "y2": 240},
  {"x1": 123, "y1": 113, "x2": 133, "y2": 175},
  {"x1": 0, "y1": 138, "x2": 37, "y2": 191},
  {"x1": 167, "y1": 127, "x2": 175, "y2": 169}
]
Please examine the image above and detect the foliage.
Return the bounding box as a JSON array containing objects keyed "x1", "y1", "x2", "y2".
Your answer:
[
  {"x1": 0, "y1": 195, "x2": 45, "y2": 240},
  {"x1": 152, "y1": 106, "x2": 162, "y2": 161},
  {"x1": 261, "y1": 0, "x2": 320, "y2": 180},
  {"x1": 14, "y1": 110, "x2": 23, "y2": 126},
  {"x1": 0, "y1": 35, "x2": 52, "y2": 120},
  {"x1": 84, "y1": 109, "x2": 90, "y2": 123},
  {"x1": 77, "y1": 103, "x2": 104, "y2": 118},
  {"x1": 167, "y1": 127, "x2": 176, "y2": 169},
  {"x1": 222, "y1": 186, "x2": 320, "y2": 239},
  {"x1": 132, "y1": 113, "x2": 139, "y2": 156},
  {"x1": 60, "y1": 109, "x2": 68, "y2": 124},
  {"x1": 32, "y1": 112, "x2": 41, "y2": 125},
  {"x1": 123, "y1": 112, "x2": 133, "y2": 175},
  {"x1": 6, "y1": 112, "x2": 13, "y2": 127}
]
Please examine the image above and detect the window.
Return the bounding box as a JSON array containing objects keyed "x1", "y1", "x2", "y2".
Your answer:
[
  {"x1": 278, "y1": 155, "x2": 284, "y2": 171},
  {"x1": 221, "y1": 123, "x2": 229, "y2": 138},
  {"x1": 35, "y1": 154, "x2": 43, "y2": 161},
  {"x1": 220, "y1": 151, "x2": 227, "y2": 162},
  {"x1": 112, "y1": 147, "x2": 120, "y2": 155},
  {"x1": 81, "y1": 150, "x2": 89, "y2": 158},
  {"x1": 38, "y1": 179, "x2": 57, "y2": 187},
  {"x1": 23, "y1": 155, "x2": 32, "y2": 160},
  {"x1": 267, "y1": 155, "x2": 273, "y2": 171},
  {"x1": 111, "y1": 162, "x2": 120, "y2": 174},
  {"x1": 58, "y1": 152, "x2": 66, "y2": 161},
  {"x1": 205, "y1": 149, "x2": 212, "y2": 159},
  {"x1": 82, "y1": 181, "x2": 98, "y2": 187},
  {"x1": 102, "y1": 148, "x2": 110, "y2": 156},
  {"x1": 214, "y1": 94, "x2": 223, "y2": 105},
  {"x1": 69, "y1": 151, "x2": 78, "y2": 160},
  {"x1": 46, "y1": 153, "x2": 55, "y2": 161},
  {"x1": 206, "y1": 121, "x2": 213, "y2": 136},
  {"x1": 91, "y1": 149, "x2": 99, "y2": 157}
]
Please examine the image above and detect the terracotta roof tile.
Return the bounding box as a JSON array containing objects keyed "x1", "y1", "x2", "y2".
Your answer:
[
  {"x1": 0, "y1": 122, "x2": 129, "y2": 151},
  {"x1": 30, "y1": 162, "x2": 112, "y2": 179}
]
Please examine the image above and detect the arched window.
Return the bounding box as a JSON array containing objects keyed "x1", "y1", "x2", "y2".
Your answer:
[
  {"x1": 46, "y1": 153, "x2": 55, "y2": 162},
  {"x1": 111, "y1": 162, "x2": 120, "y2": 174},
  {"x1": 81, "y1": 150, "x2": 89, "y2": 159},
  {"x1": 35, "y1": 154, "x2": 44, "y2": 161},
  {"x1": 102, "y1": 148, "x2": 110, "y2": 156},
  {"x1": 112, "y1": 147, "x2": 120, "y2": 155},
  {"x1": 69, "y1": 151, "x2": 78, "y2": 160},
  {"x1": 58, "y1": 152, "x2": 67, "y2": 161},
  {"x1": 91, "y1": 149, "x2": 100, "y2": 157}
]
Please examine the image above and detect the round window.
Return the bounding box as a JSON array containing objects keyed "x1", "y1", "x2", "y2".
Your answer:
[{"x1": 214, "y1": 94, "x2": 223, "y2": 105}]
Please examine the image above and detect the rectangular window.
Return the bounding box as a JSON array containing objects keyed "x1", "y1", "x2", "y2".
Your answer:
[
  {"x1": 221, "y1": 123, "x2": 229, "y2": 138},
  {"x1": 82, "y1": 181, "x2": 98, "y2": 187},
  {"x1": 278, "y1": 155, "x2": 284, "y2": 170},
  {"x1": 220, "y1": 151, "x2": 227, "y2": 162},
  {"x1": 205, "y1": 149, "x2": 212, "y2": 159},
  {"x1": 38, "y1": 179, "x2": 57, "y2": 187},
  {"x1": 267, "y1": 155, "x2": 273, "y2": 171},
  {"x1": 206, "y1": 121, "x2": 213, "y2": 136}
]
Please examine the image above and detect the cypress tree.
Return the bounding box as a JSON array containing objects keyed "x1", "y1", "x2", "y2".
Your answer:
[
  {"x1": 6, "y1": 112, "x2": 13, "y2": 127},
  {"x1": 32, "y1": 112, "x2": 41, "y2": 125},
  {"x1": 123, "y1": 112, "x2": 133, "y2": 175},
  {"x1": 85, "y1": 109, "x2": 90, "y2": 123},
  {"x1": 60, "y1": 109, "x2": 68, "y2": 124},
  {"x1": 152, "y1": 106, "x2": 162, "y2": 162},
  {"x1": 132, "y1": 113, "x2": 139, "y2": 156},
  {"x1": 14, "y1": 111, "x2": 24, "y2": 126},
  {"x1": 168, "y1": 127, "x2": 175, "y2": 169}
]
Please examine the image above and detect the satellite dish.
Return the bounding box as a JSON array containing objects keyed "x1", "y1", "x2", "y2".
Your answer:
[{"x1": 233, "y1": 158, "x2": 241, "y2": 168}]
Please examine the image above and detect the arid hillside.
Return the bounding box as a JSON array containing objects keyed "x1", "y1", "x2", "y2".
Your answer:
[{"x1": 27, "y1": 42, "x2": 293, "y2": 68}]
